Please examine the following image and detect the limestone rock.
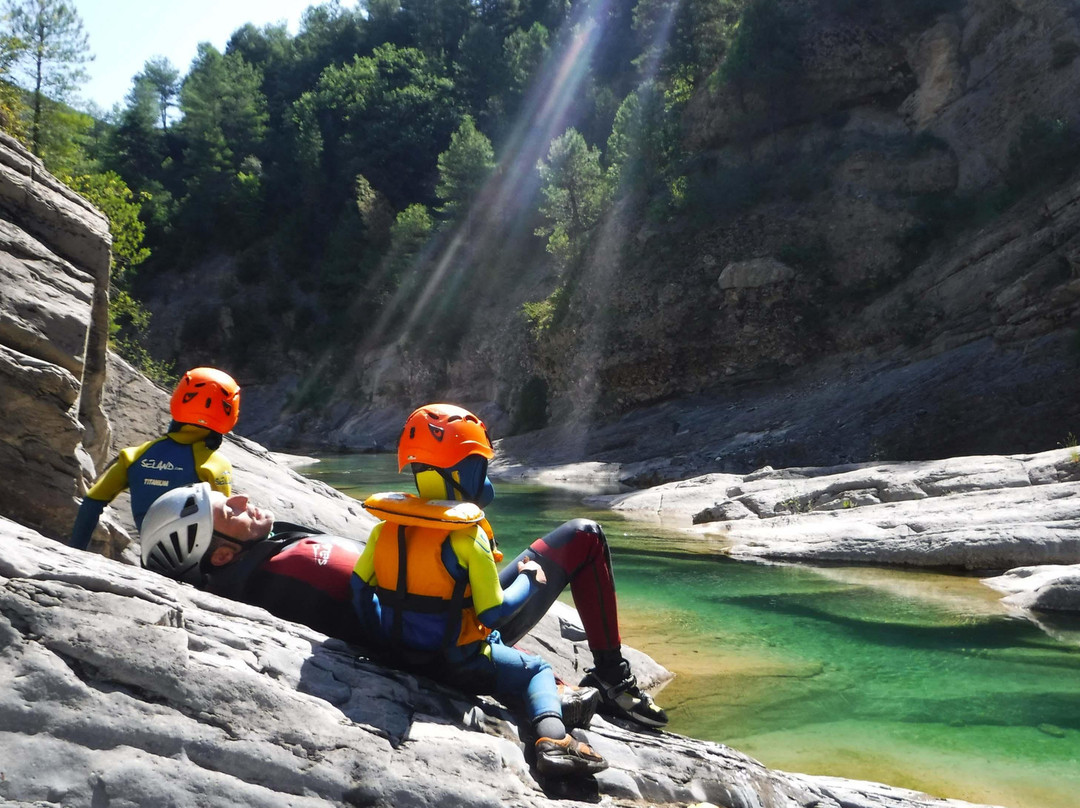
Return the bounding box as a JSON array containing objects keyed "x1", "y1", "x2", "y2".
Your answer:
[
  {"x1": 0, "y1": 344, "x2": 84, "y2": 539},
  {"x1": 718, "y1": 258, "x2": 796, "y2": 290},
  {"x1": 607, "y1": 446, "x2": 1080, "y2": 570},
  {"x1": 983, "y1": 563, "x2": 1080, "y2": 613},
  {"x1": 0, "y1": 517, "x2": 1003, "y2": 808},
  {"x1": 0, "y1": 132, "x2": 114, "y2": 540}
]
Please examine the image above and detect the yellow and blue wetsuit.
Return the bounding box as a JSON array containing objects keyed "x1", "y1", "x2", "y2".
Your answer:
[
  {"x1": 351, "y1": 514, "x2": 562, "y2": 724},
  {"x1": 71, "y1": 425, "x2": 232, "y2": 550}
]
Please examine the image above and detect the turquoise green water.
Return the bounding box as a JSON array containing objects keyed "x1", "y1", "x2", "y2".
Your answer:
[{"x1": 297, "y1": 453, "x2": 1080, "y2": 808}]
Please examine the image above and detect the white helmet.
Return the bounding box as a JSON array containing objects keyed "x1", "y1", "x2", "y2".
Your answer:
[{"x1": 140, "y1": 483, "x2": 215, "y2": 584}]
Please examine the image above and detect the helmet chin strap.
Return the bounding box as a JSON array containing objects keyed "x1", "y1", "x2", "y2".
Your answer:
[{"x1": 436, "y1": 468, "x2": 470, "y2": 501}]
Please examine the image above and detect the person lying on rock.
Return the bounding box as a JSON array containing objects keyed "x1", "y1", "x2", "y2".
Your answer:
[
  {"x1": 71, "y1": 367, "x2": 241, "y2": 551},
  {"x1": 138, "y1": 481, "x2": 368, "y2": 643},
  {"x1": 350, "y1": 403, "x2": 669, "y2": 778}
]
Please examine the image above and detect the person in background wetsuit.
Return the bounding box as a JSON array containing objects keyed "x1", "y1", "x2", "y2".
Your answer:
[
  {"x1": 70, "y1": 367, "x2": 240, "y2": 551},
  {"x1": 351, "y1": 403, "x2": 668, "y2": 779}
]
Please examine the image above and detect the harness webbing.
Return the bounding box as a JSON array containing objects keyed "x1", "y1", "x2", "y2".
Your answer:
[{"x1": 375, "y1": 523, "x2": 473, "y2": 652}]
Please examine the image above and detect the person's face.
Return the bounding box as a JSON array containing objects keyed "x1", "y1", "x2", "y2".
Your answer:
[{"x1": 212, "y1": 494, "x2": 274, "y2": 543}]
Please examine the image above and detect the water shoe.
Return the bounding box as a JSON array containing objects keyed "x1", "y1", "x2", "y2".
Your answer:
[
  {"x1": 579, "y1": 664, "x2": 668, "y2": 728},
  {"x1": 534, "y1": 734, "x2": 608, "y2": 777}
]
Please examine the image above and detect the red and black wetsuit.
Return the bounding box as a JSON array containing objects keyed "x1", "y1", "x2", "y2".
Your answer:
[
  {"x1": 495, "y1": 518, "x2": 621, "y2": 652},
  {"x1": 206, "y1": 523, "x2": 367, "y2": 644}
]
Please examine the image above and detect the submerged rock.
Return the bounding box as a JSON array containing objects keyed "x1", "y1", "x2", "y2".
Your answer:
[{"x1": 0, "y1": 519, "x2": 1003, "y2": 808}]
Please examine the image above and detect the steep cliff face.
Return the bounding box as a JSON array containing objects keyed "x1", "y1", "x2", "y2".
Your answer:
[
  {"x1": 130, "y1": 0, "x2": 1080, "y2": 475},
  {"x1": 0, "y1": 132, "x2": 112, "y2": 540},
  {"x1": 491, "y1": 0, "x2": 1080, "y2": 472}
]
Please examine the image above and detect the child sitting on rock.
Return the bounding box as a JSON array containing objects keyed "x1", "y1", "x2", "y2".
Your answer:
[{"x1": 350, "y1": 403, "x2": 668, "y2": 779}]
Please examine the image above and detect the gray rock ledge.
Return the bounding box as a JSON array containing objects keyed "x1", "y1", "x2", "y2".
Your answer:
[{"x1": 602, "y1": 447, "x2": 1080, "y2": 572}]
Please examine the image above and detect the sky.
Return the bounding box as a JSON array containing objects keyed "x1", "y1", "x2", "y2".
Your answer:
[{"x1": 75, "y1": 1, "x2": 358, "y2": 114}]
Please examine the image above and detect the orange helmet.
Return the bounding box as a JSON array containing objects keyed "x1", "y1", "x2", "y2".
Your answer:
[
  {"x1": 170, "y1": 367, "x2": 241, "y2": 434},
  {"x1": 397, "y1": 403, "x2": 494, "y2": 471}
]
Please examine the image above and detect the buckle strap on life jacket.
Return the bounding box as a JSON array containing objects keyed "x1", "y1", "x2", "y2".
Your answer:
[{"x1": 380, "y1": 524, "x2": 473, "y2": 651}]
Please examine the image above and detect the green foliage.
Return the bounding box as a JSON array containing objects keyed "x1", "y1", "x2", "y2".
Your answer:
[
  {"x1": 522, "y1": 296, "x2": 553, "y2": 332},
  {"x1": 176, "y1": 44, "x2": 268, "y2": 245},
  {"x1": 386, "y1": 203, "x2": 435, "y2": 285},
  {"x1": 138, "y1": 56, "x2": 180, "y2": 131},
  {"x1": 111, "y1": 76, "x2": 164, "y2": 176},
  {"x1": 108, "y1": 290, "x2": 174, "y2": 385},
  {"x1": 295, "y1": 44, "x2": 458, "y2": 208},
  {"x1": 436, "y1": 114, "x2": 495, "y2": 219},
  {"x1": 606, "y1": 81, "x2": 681, "y2": 203},
  {"x1": 180, "y1": 44, "x2": 267, "y2": 176},
  {"x1": 633, "y1": 0, "x2": 745, "y2": 92},
  {"x1": 0, "y1": 31, "x2": 26, "y2": 139},
  {"x1": 33, "y1": 99, "x2": 95, "y2": 175},
  {"x1": 3, "y1": 0, "x2": 92, "y2": 154},
  {"x1": 503, "y1": 22, "x2": 549, "y2": 94},
  {"x1": 61, "y1": 170, "x2": 150, "y2": 283},
  {"x1": 535, "y1": 128, "x2": 607, "y2": 269},
  {"x1": 401, "y1": 0, "x2": 473, "y2": 62},
  {"x1": 355, "y1": 174, "x2": 395, "y2": 244},
  {"x1": 391, "y1": 202, "x2": 435, "y2": 253}
]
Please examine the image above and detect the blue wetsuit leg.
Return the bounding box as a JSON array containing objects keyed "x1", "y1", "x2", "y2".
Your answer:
[{"x1": 444, "y1": 634, "x2": 561, "y2": 722}]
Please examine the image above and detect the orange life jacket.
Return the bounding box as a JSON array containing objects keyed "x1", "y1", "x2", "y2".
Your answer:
[{"x1": 364, "y1": 493, "x2": 498, "y2": 650}]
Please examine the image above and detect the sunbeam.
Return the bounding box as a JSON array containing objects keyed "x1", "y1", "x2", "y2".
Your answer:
[{"x1": 354, "y1": 0, "x2": 687, "y2": 418}]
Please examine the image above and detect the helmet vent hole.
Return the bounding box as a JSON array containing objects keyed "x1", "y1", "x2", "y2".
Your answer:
[
  {"x1": 428, "y1": 424, "x2": 445, "y2": 442},
  {"x1": 186, "y1": 523, "x2": 199, "y2": 553},
  {"x1": 169, "y1": 530, "x2": 183, "y2": 560},
  {"x1": 180, "y1": 495, "x2": 198, "y2": 517},
  {"x1": 409, "y1": 426, "x2": 416, "y2": 439}
]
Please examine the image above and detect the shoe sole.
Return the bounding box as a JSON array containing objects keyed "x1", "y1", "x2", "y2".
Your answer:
[
  {"x1": 536, "y1": 758, "x2": 609, "y2": 776},
  {"x1": 595, "y1": 702, "x2": 668, "y2": 728},
  {"x1": 559, "y1": 686, "x2": 600, "y2": 729}
]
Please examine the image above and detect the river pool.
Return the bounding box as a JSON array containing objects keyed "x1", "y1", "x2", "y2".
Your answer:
[{"x1": 295, "y1": 453, "x2": 1080, "y2": 808}]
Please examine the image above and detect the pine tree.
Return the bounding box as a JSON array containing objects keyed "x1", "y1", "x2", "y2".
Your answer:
[
  {"x1": 435, "y1": 115, "x2": 494, "y2": 220},
  {"x1": 138, "y1": 56, "x2": 179, "y2": 132},
  {"x1": 3, "y1": 0, "x2": 92, "y2": 155}
]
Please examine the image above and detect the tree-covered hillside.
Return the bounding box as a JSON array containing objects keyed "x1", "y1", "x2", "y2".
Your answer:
[
  {"x1": 82, "y1": 0, "x2": 771, "y2": 416},
  {"x1": 4, "y1": 0, "x2": 1080, "y2": 453}
]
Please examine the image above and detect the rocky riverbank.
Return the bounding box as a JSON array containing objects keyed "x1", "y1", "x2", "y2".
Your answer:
[
  {"x1": 1, "y1": 515, "x2": 1007, "y2": 808},
  {"x1": 558, "y1": 446, "x2": 1080, "y2": 633}
]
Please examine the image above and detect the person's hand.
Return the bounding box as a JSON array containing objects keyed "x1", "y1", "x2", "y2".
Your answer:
[{"x1": 517, "y1": 559, "x2": 547, "y2": 584}]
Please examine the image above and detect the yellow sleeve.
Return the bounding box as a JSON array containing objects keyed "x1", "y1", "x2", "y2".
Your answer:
[
  {"x1": 353, "y1": 522, "x2": 383, "y2": 584},
  {"x1": 84, "y1": 439, "x2": 159, "y2": 502},
  {"x1": 193, "y1": 444, "x2": 232, "y2": 495},
  {"x1": 454, "y1": 525, "x2": 503, "y2": 615}
]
